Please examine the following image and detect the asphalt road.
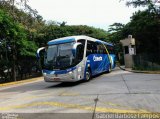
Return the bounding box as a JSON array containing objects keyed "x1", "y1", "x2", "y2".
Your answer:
[{"x1": 0, "y1": 68, "x2": 160, "y2": 119}]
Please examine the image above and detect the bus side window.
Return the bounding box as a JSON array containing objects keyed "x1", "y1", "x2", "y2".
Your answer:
[
  {"x1": 96, "y1": 43, "x2": 106, "y2": 54},
  {"x1": 77, "y1": 39, "x2": 85, "y2": 59},
  {"x1": 106, "y1": 45, "x2": 114, "y2": 54},
  {"x1": 77, "y1": 45, "x2": 84, "y2": 61},
  {"x1": 78, "y1": 39, "x2": 86, "y2": 46},
  {"x1": 92, "y1": 43, "x2": 97, "y2": 54},
  {"x1": 86, "y1": 41, "x2": 92, "y2": 56},
  {"x1": 86, "y1": 41, "x2": 97, "y2": 56}
]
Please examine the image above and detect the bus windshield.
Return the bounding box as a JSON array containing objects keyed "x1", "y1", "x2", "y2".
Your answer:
[{"x1": 44, "y1": 42, "x2": 76, "y2": 70}]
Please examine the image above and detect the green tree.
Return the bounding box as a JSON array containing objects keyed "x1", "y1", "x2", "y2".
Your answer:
[
  {"x1": 125, "y1": 10, "x2": 160, "y2": 53},
  {"x1": 0, "y1": 9, "x2": 38, "y2": 81}
]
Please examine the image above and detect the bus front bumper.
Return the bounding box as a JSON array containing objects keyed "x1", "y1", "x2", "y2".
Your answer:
[{"x1": 43, "y1": 73, "x2": 80, "y2": 82}]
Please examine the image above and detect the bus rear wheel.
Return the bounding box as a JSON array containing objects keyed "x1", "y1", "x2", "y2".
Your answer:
[
  {"x1": 86, "y1": 69, "x2": 91, "y2": 81},
  {"x1": 107, "y1": 64, "x2": 111, "y2": 73}
]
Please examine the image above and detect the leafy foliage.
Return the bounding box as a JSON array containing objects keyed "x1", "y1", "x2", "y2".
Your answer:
[
  {"x1": 0, "y1": 9, "x2": 37, "y2": 57},
  {"x1": 35, "y1": 22, "x2": 109, "y2": 47},
  {"x1": 108, "y1": 0, "x2": 160, "y2": 67},
  {"x1": 109, "y1": 0, "x2": 160, "y2": 53},
  {"x1": 127, "y1": 10, "x2": 160, "y2": 53}
]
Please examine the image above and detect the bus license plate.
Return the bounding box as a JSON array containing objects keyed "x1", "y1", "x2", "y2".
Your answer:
[{"x1": 54, "y1": 78, "x2": 60, "y2": 80}]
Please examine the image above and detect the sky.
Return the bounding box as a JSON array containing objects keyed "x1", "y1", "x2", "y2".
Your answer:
[{"x1": 27, "y1": 0, "x2": 142, "y2": 31}]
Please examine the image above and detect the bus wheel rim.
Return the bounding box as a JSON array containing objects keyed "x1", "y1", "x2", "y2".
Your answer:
[{"x1": 86, "y1": 72, "x2": 90, "y2": 80}]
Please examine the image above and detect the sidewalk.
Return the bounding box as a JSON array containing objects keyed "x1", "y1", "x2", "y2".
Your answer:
[
  {"x1": 0, "y1": 76, "x2": 43, "y2": 87},
  {"x1": 119, "y1": 65, "x2": 160, "y2": 74}
]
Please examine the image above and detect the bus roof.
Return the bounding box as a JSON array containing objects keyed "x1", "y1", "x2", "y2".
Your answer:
[
  {"x1": 96, "y1": 39, "x2": 113, "y2": 46},
  {"x1": 47, "y1": 35, "x2": 113, "y2": 46},
  {"x1": 47, "y1": 37, "x2": 76, "y2": 45}
]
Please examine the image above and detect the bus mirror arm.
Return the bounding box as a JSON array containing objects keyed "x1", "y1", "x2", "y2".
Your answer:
[
  {"x1": 36, "y1": 47, "x2": 45, "y2": 58},
  {"x1": 73, "y1": 43, "x2": 82, "y2": 49}
]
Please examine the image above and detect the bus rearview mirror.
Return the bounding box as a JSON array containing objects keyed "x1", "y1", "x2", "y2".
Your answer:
[{"x1": 36, "y1": 47, "x2": 45, "y2": 58}]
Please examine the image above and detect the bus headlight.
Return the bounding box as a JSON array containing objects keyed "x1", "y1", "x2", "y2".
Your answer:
[
  {"x1": 69, "y1": 71, "x2": 73, "y2": 74},
  {"x1": 69, "y1": 71, "x2": 74, "y2": 79}
]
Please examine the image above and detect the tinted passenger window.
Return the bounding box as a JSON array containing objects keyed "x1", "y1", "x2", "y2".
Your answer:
[
  {"x1": 76, "y1": 45, "x2": 84, "y2": 61},
  {"x1": 97, "y1": 43, "x2": 107, "y2": 54},
  {"x1": 86, "y1": 41, "x2": 97, "y2": 56},
  {"x1": 78, "y1": 39, "x2": 86, "y2": 46},
  {"x1": 76, "y1": 39, "x2": 85, "y2": 62},
  {"x1": 105, "y1": 45, "x2": 114, "y2": 54}
]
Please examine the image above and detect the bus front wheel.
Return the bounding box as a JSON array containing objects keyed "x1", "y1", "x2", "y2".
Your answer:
[{"x1": 86, "y1": 69, "x2": 91, "y2": 81}]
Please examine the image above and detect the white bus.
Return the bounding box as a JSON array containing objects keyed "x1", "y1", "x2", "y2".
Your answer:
[{"x1": 37, "y1": 35, "x2": 116, "y2": 82}]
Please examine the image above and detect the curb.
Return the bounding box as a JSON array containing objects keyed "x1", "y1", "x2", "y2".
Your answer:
[
  {"x1": 0, "y1": 77, "x2": 43, "y2": 87},
  {"x1": 118, "y1": 65, "x2": 160, "y2": 74}
]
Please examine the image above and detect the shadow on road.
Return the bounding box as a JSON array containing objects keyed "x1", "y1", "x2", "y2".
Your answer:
[
  {"x1": 46, "y1": 72, "x2": 108, "y2": 88},
  {"x1": 46, "y1": 80, "x2": 86, "y2": 88}
]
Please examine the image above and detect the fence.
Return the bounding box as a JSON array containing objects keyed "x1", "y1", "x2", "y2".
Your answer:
[
  {"x1": 133, "y1": 53, "x2": 160, "y2": 70},
  {"x1": 0, "y1": 58, "x2": 41, "y2": 84}
]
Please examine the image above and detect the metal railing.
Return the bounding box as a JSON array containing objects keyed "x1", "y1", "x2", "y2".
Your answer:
[{"x1": 133, "y1": 53, "x2": 160, "y2": 71}]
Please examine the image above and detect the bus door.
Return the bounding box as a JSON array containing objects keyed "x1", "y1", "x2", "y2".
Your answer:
[
  {"x1": 86, "y1": 41, "x2": 110, "y2": 75},
  {"x1": 86, "y1": 41, "x2": 106, "y2": 75},
  {"x1": 95, "y1": 42, "x2": 110, "y2": 73}
]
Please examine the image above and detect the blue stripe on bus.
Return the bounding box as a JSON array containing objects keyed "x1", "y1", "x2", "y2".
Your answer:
[
  {"x1": 47, "y1": 38, "x2": 75, "y2": 45},
  {"x1": 43, "y1": 67, "x2": 76, "y2": 75}
]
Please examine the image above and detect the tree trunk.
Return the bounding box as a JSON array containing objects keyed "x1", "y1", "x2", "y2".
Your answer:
[
  {"x1": 11, "y1": 44, "x2": 16, "y2": 81},
  {"x1": 12, "y1": 59, "x2": 16, "y2": 81}
]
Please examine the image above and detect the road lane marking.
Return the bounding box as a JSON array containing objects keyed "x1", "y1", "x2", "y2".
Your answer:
[
  {"x1": 0, "y1": 90, "x2": 65, "y2": 104},
  {"x1": 0, "y1": 101, "x2": 152, "y2": 114},
  {"x1": 0, "y1": 77, "x2": 43, "y2": 87},
  {"x1": 60, "y1": 92, "x2": 80, "y2": 96},
  {"x1": 0, "y1": 95, "x2": 93, "y2": 107},
  {"x1": 99, "y1": 101, "x2": 137, "y2": 110}
]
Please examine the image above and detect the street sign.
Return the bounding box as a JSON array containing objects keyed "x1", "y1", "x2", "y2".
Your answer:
[{"x1": 129, "y1": 48, "x2": 135, "y2": 55}]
